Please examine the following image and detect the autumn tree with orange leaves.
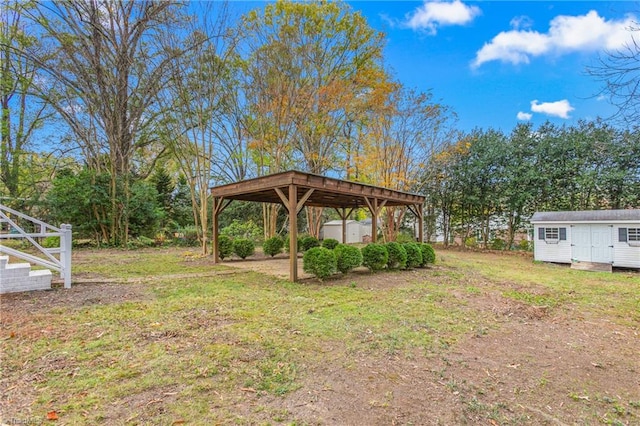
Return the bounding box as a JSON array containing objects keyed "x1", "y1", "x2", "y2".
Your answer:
[{"x1": 242, "y1": 0, "x2": 386, "y2": 237}]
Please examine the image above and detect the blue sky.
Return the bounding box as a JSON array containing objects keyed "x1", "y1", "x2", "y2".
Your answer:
[{"x1": 344, "y1": 1, "x2": 638, "y2": 133}]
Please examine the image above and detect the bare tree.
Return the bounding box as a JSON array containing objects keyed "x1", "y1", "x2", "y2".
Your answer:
[
  {"x1": 158, "y1": 2, "x2": 240, "y2": 254},
  {"x1": 20, "y1": 0, "x2": 191, "y2": 245},
  {"x1": 589, "y1": 26, "x2": 640, "y2": 124}
]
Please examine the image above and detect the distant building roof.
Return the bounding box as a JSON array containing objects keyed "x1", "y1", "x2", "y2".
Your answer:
[
  {"x1": 530, "y1": 209, "x2": 640, "y2": 223},
  {"x1": 323, "y1": 220, "x2": 359, "y2": 226}
]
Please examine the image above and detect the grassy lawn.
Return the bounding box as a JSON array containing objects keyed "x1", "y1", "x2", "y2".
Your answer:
[{"x1": 1, "y1": 248, "x2": 638, "y2": 424}]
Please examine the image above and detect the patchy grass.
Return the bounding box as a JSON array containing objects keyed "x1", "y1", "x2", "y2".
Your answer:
[{"x1": 1, "y1": 247, "x2": 638, "y2": 424}]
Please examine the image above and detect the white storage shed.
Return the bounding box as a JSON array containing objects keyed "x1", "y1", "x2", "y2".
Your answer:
[
  {"x1": 321, "y1": 220, "x2": 364, "y2": 244},
  {"x1": 530, "y1": 210, "x2": 640, "y2": 269}
]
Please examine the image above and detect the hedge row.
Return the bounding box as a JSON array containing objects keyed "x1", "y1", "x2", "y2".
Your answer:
[{"x1": 303, "y1": 241, "x2": 436, "y2": 280}]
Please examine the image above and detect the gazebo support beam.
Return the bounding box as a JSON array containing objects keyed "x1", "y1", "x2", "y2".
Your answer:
[
  {"x1": 363, "y1": 197, "x2": 386, "y2": 243},
  {"x1": 407, "y1": 203, "x2": 424, "y2": 242},
  {"x1": 334, "y1": 207, "x2": 354, "y2": 243}
]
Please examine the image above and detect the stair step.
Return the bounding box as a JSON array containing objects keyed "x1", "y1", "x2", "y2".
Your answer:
[
  {"x1": 30, "y1": 269, "x2": 53, "y2": 277},
  {"x1": 2, "y1": 263, "x2": 32, "y2": 277}
]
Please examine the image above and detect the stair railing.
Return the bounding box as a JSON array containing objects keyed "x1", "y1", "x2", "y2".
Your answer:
[{"x1": 0, "y1": 204, "x2": 72, "y2": 288}]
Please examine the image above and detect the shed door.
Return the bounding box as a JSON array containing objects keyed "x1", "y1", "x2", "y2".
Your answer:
[
  {"x1": 590, "y1": 225, "x2": 612, "y2": 263},
  {"x1": 572, "y1": 225, "x2": 613, "y2": 263},
  {"x1": 572, "y1": 225, "x2": 591, "y2": 262}
]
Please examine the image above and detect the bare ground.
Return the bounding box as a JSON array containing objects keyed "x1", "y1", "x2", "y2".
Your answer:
[{"x1": 1, "y1": 250, "x2": 639, "y2": 425}]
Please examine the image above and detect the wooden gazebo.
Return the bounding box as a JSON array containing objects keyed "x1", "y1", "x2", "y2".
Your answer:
[{"x1": 211, "y1": 170, "x2": 426, "y2": 282}]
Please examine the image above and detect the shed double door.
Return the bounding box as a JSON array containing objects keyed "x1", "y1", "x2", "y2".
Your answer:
[{"x1": 571, "y1": 225, "x2": 613, "y2": 263}]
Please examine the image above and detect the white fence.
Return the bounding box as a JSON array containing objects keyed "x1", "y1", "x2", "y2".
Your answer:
[{"x1": 0, "y1": 204, "x2": 72, "y2": 288}]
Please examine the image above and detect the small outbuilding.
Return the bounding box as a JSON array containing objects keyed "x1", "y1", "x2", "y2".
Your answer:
[
  {"x1": 530, "y1": 209, "x2": 640, "y2": 270},
  {"x1": 321, "y1": 220, "x2": 365, "y2": 244}
]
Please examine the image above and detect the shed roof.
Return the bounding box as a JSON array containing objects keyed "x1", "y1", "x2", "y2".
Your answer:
[
  {"x1": 530, "y1": 209, "x2": 640, "y2": 223},
  {"x1": 323, "y1": 220, "x2": 359, "y2": 226}
]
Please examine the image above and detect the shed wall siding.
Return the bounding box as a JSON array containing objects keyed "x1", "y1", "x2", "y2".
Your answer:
[
  {"x1": 533, "y1": 222, "x2": 640, "y2": 268},
  {"x1": 613, "y1": 223, "x2": 640, "y2": 268},
  {"x1": 321, "y1": 223, "x2": 363, "y2": 244},
  {"x1": 534, "y1": 224, "x2": 572, "y2": 263}
]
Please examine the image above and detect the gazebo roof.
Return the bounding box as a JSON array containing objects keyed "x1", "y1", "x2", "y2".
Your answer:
[{"x1": 209, "y1": 170, "x2": 425, "y2": 208}]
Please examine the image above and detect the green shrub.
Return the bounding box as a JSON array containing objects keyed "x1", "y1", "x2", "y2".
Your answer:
[
  {"x1": 385, "y1": 242, "x2": 407, "y2": 269},
  {"x1": 218, "y1": 235, "x2": 233, "y2": 260},
  {"x1": 300, "y1": 236, "x2": 320, "y2": 252},
  {"x1": 322, "y1": 238, "x2": 339, "y2": 250},
  {"x1": 518, "y1": 239, "x2": 532, "y2": 251},
  {"x1": 177, "y1": 226, "x2": 200, "y2": 246},
  {"x1": 284, "y1": 236, "x2": 304, "y2": 253},
  {"x1": 303, "y1": 247, "x2": 337, "y2": 280},
  {"x1": 263, "y1": 236, "x2": 284, "y2": 257},
  {"x1": 490, "y1": 238, "x2": 506, "y2": 250},
  {"x1": 334, "y1": 244, "x2": 363, "y2": 274},
  {"x1": 403, "y1": 242, "x2": 423, "y2": 269},
  {"x1": 464, "y1": 236, "x2": 477, "y2": 248},
  {"x1": 221, "y1": 219, "x2": 262, "y2": 242},
  {"x1": 361, "y1": 243, "x2": 388, "y2": 272},
  {"x1": 233, "y1": 238, "x2": 255, "y2": 259},
  {"x1": 420, "y1": 243, "x2": 436, "y2": 266},
  {"x1": 42, "y1": 236, "x2": 61, "y2": 248},
  {"x1": 395, "y1": 232, "x2": 415, "y2": 244}
]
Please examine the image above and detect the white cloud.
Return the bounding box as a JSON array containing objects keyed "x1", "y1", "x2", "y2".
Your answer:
[
  {"x1": 510, "y1": 15, "x2": 533, "y2": 30},
  {"x1": 517, "y1": 111, "x2": 533, "y2": 121},
  {"x1": 472, "y1": 10, "x2": 636, "y2": 68},
  {"x1": 405, "y1": 0, "x2": 481, "y2": 34},
  {"x1": 530, "y1": 99, "x2": 574, "y2": 119}
]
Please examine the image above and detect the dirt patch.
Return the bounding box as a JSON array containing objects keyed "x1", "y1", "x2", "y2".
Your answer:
[{"x1": 258, "y1": 306, "x2": 639, "y2": 425}]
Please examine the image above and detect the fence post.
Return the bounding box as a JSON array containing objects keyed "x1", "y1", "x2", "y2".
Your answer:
[{"x1": 60, "y1": 224, "x2": 72, "y2": 289}]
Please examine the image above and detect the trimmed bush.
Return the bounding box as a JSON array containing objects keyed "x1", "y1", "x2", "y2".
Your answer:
[
  {"x1": 263, "y1": 236, "x2": 284, "y2": 257},
  {"x1": 284, "y1": 236, "x2": 303, "y2": 253},
  {"x1": 300, "y1": 236, "x2": 320, "y2": 252},
  {"x1": 218, "y1": 235, "x2": 233, "y2": 260},
  {"x1": 403, "y1": 242, "x2": 423, "y2": 269},
  {"x1": 233, "y1": 238, "x2": 255, "y2": 259},
  {"x1": 420, "y1": 243, "x2": 436, "y2": 266},
  {"x1": 385, "y1": 242, "x2": 407, "y2": 269},
  {"x1": 322, "y1": 238, "x2": 339, "y2": 250},
  {"x1": 303, "y1": 247, "x2": 337, "y2": 280},
  {"x1": 361, "y1": 243, "x2": 388, "y2": 272},
  {"x1": 334, "y1": 243, "x2": 363, "y2": 274}
]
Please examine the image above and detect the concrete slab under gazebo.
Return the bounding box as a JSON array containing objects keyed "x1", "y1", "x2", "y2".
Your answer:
[{"x1": 210, "y1": 170, "x2": 426, "y2": 282}]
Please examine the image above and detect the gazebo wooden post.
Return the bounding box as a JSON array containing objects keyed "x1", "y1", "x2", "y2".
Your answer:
[
  {"x1": 288, "y1": 184, "x2": 298, "y2": 282},
  {"x1": 341, "y1": 208, "x2": 347, "y2": 244},
  {"x1": 417, "y1": 203, "x2": 424, "y2": 243},
  {"x1": 212, "y1": 197, "x2": 232, "y2": 262}
]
